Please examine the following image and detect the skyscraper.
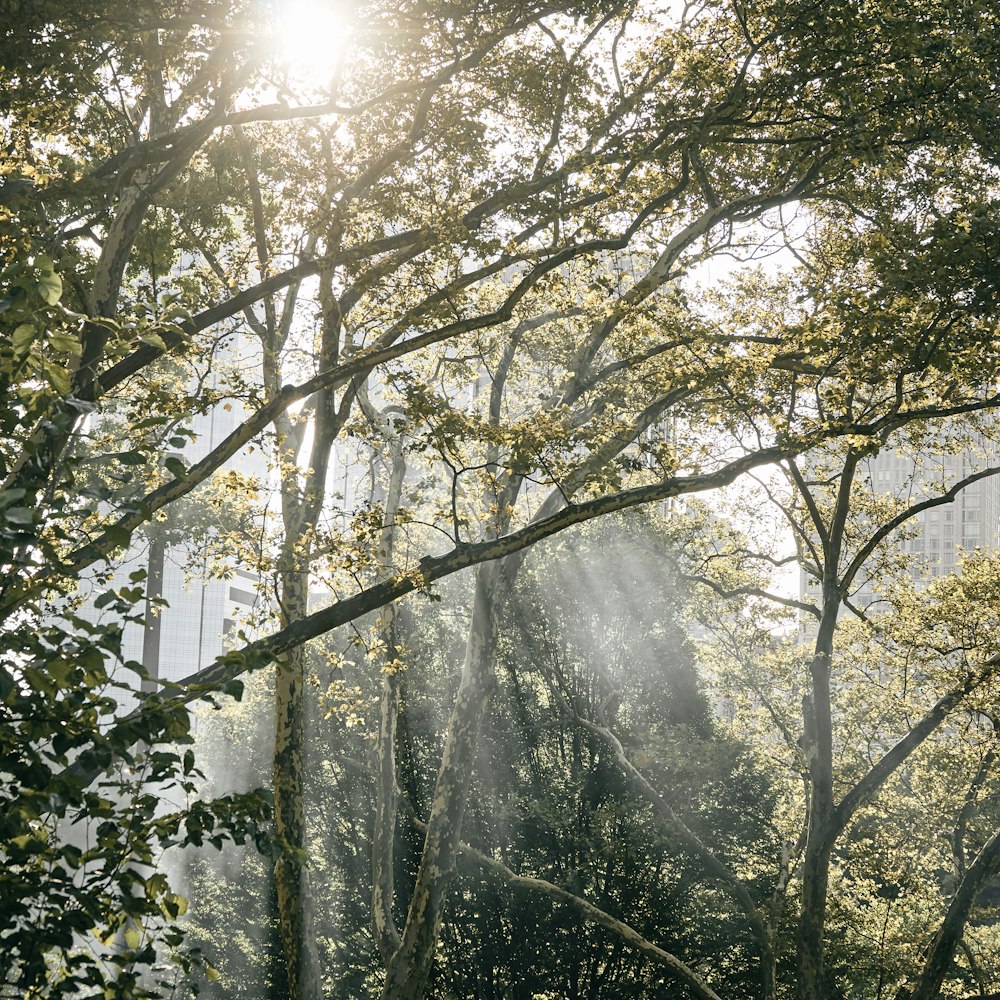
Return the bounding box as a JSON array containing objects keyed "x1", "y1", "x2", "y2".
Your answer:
[
  {"x1": 800, "y1": 435, "x2": 1000, "y2": 611},
  {"x1": 73, "y1": 331, "x2": 268, "y2": 714}
]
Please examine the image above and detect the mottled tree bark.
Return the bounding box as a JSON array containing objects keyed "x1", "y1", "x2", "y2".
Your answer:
[
  {"x1": 381, "y1": 564, "x2": 500, "y2": 1000},
  {"x1": 261, "y1": 198, "x2": 344, "y2": 996},
  {"x1": 791, "y1": 454, "x2": 855, "y2": 1000},
  {"x1": 372, "y1": 434, "x2": 408, "y2": 962},
  {"x1": 273, "y1": 567, "x2": 323, "y2": 1000},
  {"x1": 373, "y1": 647, "x2": 403, "y2": 960},
  {"x1": 795, "y1": 619, "x2": 839, "y2": 1000}
]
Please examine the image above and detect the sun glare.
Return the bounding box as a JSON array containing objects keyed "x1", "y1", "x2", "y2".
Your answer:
[{"x1": 274, "y1": 0, "x2": 351, "y2": 85}]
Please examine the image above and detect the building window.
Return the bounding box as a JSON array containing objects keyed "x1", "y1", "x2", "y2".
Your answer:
[{"x1": 230, "y1": 586, "x2": 257, "y2": 606}]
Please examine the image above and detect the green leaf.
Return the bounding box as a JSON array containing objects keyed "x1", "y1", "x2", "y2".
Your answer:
[
  {"x1": 133, "y1": 415, "x2": 171, "y2": 429},
  {"x1": 0, "y1": 489, "x2": 26, "y2": 509},
  {"x1": 4, "y1": 507, "x2": 34, "y2": 526},
  {"x1": 164, "y1": 456, "x2": 187, "y2": 479},
  {"x1": 145, "y1": 873, "x2": 168, "y2": 899},
  {"x1": 46, "y1": 658, "x2": 75, "y2": 687},
  {"x1": 223, "y1": 678, "x2": 245, "y2": 702},
  {"x1": 139, "y1": 332, "x2": 167, "y2": 350},
  {"x1": 49, "y1": 331, "x2": 80, "y2": 355},
  {"x1": 11, "y1": 322, "x2": 35, "y2": 351},
  {"x1": 34, "y1": 259, "x2": 62, "y2": 305},
  {"x1": 44, "y1": 359, "x2": 70, "y2": 394}
]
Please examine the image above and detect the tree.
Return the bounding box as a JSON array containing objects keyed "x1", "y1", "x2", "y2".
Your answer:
[
  {"x1": 689, "y1": 404, "x2": 1000, "y2": 998},
  {"x1": 3, "y1": 0, "x2": 1000, "y2": 997},
  {"x1": 181, "y1": 517, "x2": 783, "y2": 999}
]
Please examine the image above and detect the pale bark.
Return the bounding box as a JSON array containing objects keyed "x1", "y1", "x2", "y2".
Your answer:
[
  {"x1": 139, "y1": 520, "x2": 166, "y2": 692},
  {"x1": 269, "y1": 341, "x2": 342, "y2": 998},
  {"x1": 373, "y1": 648, "x2": 403, "y2": 961},
  {"x1": 371, "y1": 434, "x2": 408, "y2": 961},
  {"x1": 263, "y1": 182, "x2": 345, "y2": 993},
  {"x1": 381, "y1": 563, "x2": 500, "y2": 1000},
  {"x1": 268, "y1": 381, "x2": 330, "y2": 999}
]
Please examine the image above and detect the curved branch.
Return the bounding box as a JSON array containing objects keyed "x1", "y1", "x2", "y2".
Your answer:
[
  {"x1": 453, "y1": 837, "x2": 724, "y2": 1000},
  {"x1": 679, "y1": 572, "x2": 820, "y2": 618},
  {"x1": 907, "y1": 828, "x2": 1000, "y2": 1000},
  {"x1": 841, "y1": 466, "x2": 1000, "y2": 591},
  {"x1": 60, "y1": 444, "x2": 794, "y2": 792},
  {"x1": 835, "y1": 654, "x2": 1000, "y2": 834},
  {"x1": 567, "y1": 707, "x2": 776, "y2": 999}
]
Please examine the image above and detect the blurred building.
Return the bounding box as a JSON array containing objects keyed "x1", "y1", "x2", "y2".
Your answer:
[
  {"x1": 74, "y1": 331, "x2": 269, "y2": 715},
  {"x1": 800, "y1": 438, "x2": 1000, "y2": 612}
]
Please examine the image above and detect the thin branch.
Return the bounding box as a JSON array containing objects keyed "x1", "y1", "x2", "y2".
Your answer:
[
  {"x1": 841, "y1": 465, "x2": 1000, "y2": 590},
  {"x1": 679, "y1": 572, "x2": 820, "y2": 618},
  {"x1": 452, "y1": 835, "x2": 724, "y2": 1000},
  {"x1": 835, "y1": 654, "x2": 1000, "y2": 833}
]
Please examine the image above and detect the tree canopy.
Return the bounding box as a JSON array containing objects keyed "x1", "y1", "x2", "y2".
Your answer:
[{"x1": 2, "y1": 1, "x2": 1000, "y2": 998}]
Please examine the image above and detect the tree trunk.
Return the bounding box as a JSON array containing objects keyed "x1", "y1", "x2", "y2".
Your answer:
[
  {"x1": 140, "y1": 521, "x2": 165, "y2": 693},
  {"x1": 273, "y1": 568, "x2": 324, "y2": 1000},
  {"x1": 373, "y1": 639, "x2": 403, "y2": 959},
  {"x1": 372, "y1": 436, "x2": 407, "y2": 961},
  {"x1": 381, "y1": 564, "x2": 499, "y2": 999},
  {"x1": 264, "y1": 218, "x2": 342, "y2": 998},
  {"x1": 795, "y1": 578, "x2": 841, "y2": 1000},
  {"x1": 907, "y1": 830, "x2": 1000, "y2": 1000},
  {"x1": 796, "y1": 827, "x2": 835, "y2": 1000}
]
